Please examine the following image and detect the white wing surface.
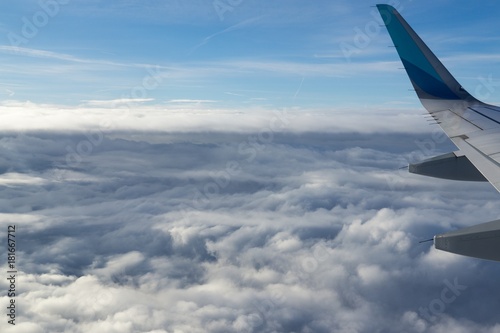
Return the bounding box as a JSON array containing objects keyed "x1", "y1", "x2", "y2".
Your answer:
[{"x1": 377, "y1": 4, "x2": 500, "y2": 260}]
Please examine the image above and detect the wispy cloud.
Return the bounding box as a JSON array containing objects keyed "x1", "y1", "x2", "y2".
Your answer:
[
  {"x1": 0, "y1": 46, "x2": 86, "y2": 63},
  {"x1": 168, "y1": 99, "x2": 217, "y2": 104},
  {"x1": 189, "y1": 16, "x2": 264, "y2": 54},
  {"x1": 0, "y1": 45, "x2": 172, "y2": 70},
  {"x1": 82, "y1": 98, "x2": 155, "y2": 107}
]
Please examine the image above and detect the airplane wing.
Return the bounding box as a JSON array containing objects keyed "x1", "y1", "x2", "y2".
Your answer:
[{"x1": 377, "y1": 4, "x2": 500, "y2": 261}]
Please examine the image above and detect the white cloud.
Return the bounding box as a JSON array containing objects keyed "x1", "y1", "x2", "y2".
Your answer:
[
  {"x1": 83, "y1": 98, "x2": 155, "y2": 107},
  {"x1": 0, "y1": 105, "x2": 498, "y2": 332},
  {"x1": 0, "y1": 100, "x2": 430, "y2": 134},
  {"x1": 168, "y1": 99, "x2": 217, "y2": 104}
]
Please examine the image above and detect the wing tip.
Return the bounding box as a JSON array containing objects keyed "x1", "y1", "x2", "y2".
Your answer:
[{"x1": 377, "y1": 4, "x2": 476, "y2": 103}]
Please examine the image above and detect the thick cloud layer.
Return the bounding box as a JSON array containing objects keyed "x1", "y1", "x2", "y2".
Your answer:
[{"x1": 1, "y1": 121, "x2": 500, "y2": 332}]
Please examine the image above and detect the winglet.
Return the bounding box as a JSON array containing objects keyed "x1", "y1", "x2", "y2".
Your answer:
[{"x1": 377, "y1": 4, "x2": 476, "y2": 103}]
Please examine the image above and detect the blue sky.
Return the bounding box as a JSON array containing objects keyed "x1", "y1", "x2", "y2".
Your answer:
[
  {"x1": 1, "y1": 0, "x2": 500, "y2": 109},
  {"x1": 4, "y1": 2, "x2": 500, "y2": 333}
]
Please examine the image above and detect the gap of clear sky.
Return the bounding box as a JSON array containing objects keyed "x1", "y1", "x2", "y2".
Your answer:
[{"x1": 0, "y1": 0, "x2": 499, "y2": 110}]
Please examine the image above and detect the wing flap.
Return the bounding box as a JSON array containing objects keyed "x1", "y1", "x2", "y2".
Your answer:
[
  {"x1": 453, "y1": 136, "x2": 500, "y2": 191},
  {"x1": 465, "y1": 129, "x2": 500, "y2": 156}
]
